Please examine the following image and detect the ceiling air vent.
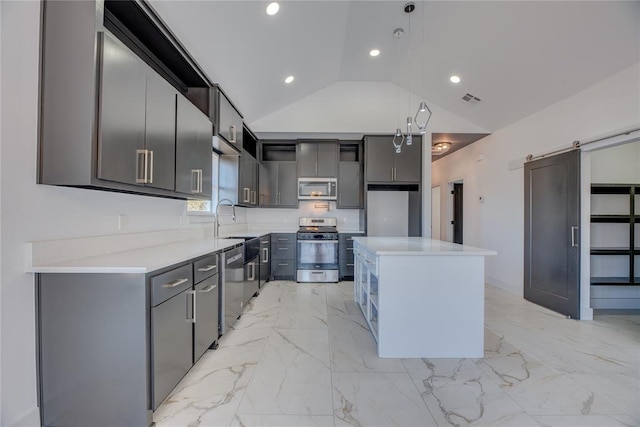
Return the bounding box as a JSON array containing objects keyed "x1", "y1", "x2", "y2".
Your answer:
[{"x1": 462, "y1": 93, "x2": 482, "y2": 104}]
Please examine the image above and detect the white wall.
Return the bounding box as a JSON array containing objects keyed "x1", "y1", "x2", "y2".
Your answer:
[
  {"x1": 591, "y1": 141, "x2": 640, "y2": 183},
  {"x1": 0, "y1": 3, "x2": 199, "y2": 425},
  {"x1": 432, "y1": 63, "x2": 640, "y2": 296}
]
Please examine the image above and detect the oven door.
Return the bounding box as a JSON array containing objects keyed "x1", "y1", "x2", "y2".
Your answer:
[{"x1": 296, "y1": 240, "x2": 339, "y2": 270}]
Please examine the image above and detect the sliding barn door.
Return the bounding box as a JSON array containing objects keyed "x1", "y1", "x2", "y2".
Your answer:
[{"x1": 524, "y1": 150, "x2": 580, "y2": 319}]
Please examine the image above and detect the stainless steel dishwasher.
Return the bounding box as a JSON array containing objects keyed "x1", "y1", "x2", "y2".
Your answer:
[{"x1": 221, "y1": 245, "x2": 244, "y2": 334}]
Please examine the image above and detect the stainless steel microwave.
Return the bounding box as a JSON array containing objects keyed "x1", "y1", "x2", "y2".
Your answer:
[{"x1": 298, "y1": 178, "x2": 337, "y2": 200}]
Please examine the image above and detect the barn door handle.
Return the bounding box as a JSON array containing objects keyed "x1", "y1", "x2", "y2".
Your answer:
[{"x1": 571, "y1": 226, "x2": 578, "y2": 247}]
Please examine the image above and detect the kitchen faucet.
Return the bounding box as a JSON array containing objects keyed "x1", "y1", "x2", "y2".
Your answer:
[{"x1": 215, "y1": 198, "x2": 236, "y2": 237}]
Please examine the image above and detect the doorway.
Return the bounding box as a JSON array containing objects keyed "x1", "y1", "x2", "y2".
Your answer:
[
  {"x1": 524, "y1": 150, "x2": 581, "y2": 319},
  {"x1": 452, "y1": 183, "x2": 463, "y2": 244}
]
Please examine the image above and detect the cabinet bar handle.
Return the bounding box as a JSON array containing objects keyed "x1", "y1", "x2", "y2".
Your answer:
[
  {"x1": 147, "y1": 150, "x2": 154, "y2": 184},
  {"x1": 197, "y1": 265, "x2": 217, "y2": 272},
  {"x1": 243, "y1": 188, "x2": 250, "y2": 203},
  {"x1": 262, "y1": 247, "x2": 269, "y2": 263},
  {"x1": 347, "y1": 263, "x2": 354, "y2": 267},
  {"x1": 229, "y1": 125, "x2": 236, "y2": 143},
  {"x1": 571, "y1": 226, "x2": 579, "y2": 247},
  {"x1": 163, "y1": 277, "x2": 189, "y2": 288},
  {"x1": 277, "y1": 238, "x2": 288, "y2": 241},
  {"x1": 200, "y1": 284, "x2": 218, "y2": 293},
  {"x1": 390, "y1": 168, "x2": 394, "y2": 181},
  {"x1": 251, "y1": 190, "x2": 256, "y2": 204},
  {"x1": 278, "y1": 247, "x2": 288, "y2": 250},
  {"x1": 347, "y1": 248, "x2": 354, "y2": 251},
  {"x1": 187, "y1": 290, "x2": 196, "y2": 323},
  {"x1": 191, "y1": 169, "x2": 203, "y2": 193},
  {"x1": 278, "y1": 263, "x2": 289, "y2": 266},
  {"x1": 136, "y1": 149, "x2": 148, "y2": 184}
]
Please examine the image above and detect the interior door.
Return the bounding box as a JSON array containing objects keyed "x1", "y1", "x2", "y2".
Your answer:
[
  {"x1": 524, "y1": 150, "x2": 580, "y2": 319},
  {"x1": 453, "y1": 183, "x2": 463, "y2": 244}
]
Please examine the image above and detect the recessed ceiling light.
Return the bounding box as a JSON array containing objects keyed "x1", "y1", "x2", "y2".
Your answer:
[
  {"x1": 266, "y1": 2, "x2": 279, "y2": 16},
  {"x1": 284, "y1": 75, "x2": 294, "y2": 84},
  {"x1": 450, "y1": 75, "x2": 461, "y2": 84},
  {"x1": 369, "y1": 49, "x2": 380, "y2": 57}
]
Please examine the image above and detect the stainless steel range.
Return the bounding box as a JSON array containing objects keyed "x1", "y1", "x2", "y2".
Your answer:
[{"x1": 296, "y1": 217, "x2": 339, "y2": 283}]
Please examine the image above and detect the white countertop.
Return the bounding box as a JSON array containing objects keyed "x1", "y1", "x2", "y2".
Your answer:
[
  {"x1": 28, "y1": 237, "x2": 245, "y2": 274},
  {"x1": 352, "y1": 237, "x2": 497, "y2": 256}
]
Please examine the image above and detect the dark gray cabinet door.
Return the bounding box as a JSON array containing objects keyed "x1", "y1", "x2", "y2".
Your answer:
[
  {"x1": 365, "y1": 136, "x2": 421, "y2": 182},
  {"x1": 278, "y1": 161, "x2": 298, "y2": 207},
  {"x1": 239, "y1": 152, "x2": 252, "y2": 205},
  {"x1": 259, "y1": 162, "x2": 278, "y2": 206},
  {"x1": 394, "y1": 137, "x2": 421, "y2": 182},
  {"x1": 218, "y1": 93, "x2": 242, "y2": 149},
  {"x1": 97, "y1": 34, "x2": 146, "y2": 186},
  {"x1": 298, "y1": 141, "x2": 338, "y2": 177},
  {"x1": 317, "y1": 142, "x2": 338, "y2": 177},
  {"x1": 338, "y1": 162, "x2": 362, "y2": 208},
  {"x1": 365, "y1": 136, "x2": 393, "y2": 182},
  {"x1": 145, "y1": 71, "x2": 176, "y2": 191},
  {"x1": 152, "y1": 289, "x2": 193, "y2": 409},
  {"x1": 175, "y1": 96, "x2": 213, "y2": 197},
  {"x1": 297, "y1": 142, "x2": 317, "y2": 177},
  {"x1": 194, "y1": 275, "x2": 219, "y2": 363}
]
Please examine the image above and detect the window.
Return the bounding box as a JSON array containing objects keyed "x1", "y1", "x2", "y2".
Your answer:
[{"x1": 186, "y1": 152, "x2": 219, "y2": 213}]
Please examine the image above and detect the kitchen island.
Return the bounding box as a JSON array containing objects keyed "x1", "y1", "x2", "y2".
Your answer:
[{"x1": 352, "y1": 237, "x2": 496, "y2": 358}]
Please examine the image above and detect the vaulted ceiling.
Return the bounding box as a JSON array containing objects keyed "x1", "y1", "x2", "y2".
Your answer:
[{"x1": 149, "y1": 1, "x2": 639, "y2": 133}]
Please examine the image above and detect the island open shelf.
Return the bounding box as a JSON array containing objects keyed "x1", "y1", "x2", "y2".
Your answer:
[{"x1": 353, "y1": 237, "x2": 496, "y2": 358}]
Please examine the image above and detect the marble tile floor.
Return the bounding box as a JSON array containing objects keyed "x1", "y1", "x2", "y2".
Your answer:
[{"x1": 153, "y1": 281, "x2": 640, "y2": 427}]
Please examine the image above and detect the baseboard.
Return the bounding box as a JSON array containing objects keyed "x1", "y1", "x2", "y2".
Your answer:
[{"x1": 485, "y1": 276, "x2": 521, "y2": 296}]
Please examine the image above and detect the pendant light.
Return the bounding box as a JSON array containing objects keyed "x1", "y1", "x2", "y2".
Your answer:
[
  {"x1": 405, "y1": 3, "x2": 413, "y2": 146},
  {"x1": 414, "y1": 2, "x2": 432, "y2": 134},
  {"x1": 393, "y1": 27, "x2": 405, "y2": 154}
]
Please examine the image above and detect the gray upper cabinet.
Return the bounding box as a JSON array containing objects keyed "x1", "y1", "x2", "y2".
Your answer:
[
  {"x1": 297, "y1": 141, "x2": 338, "y2": 177},
  {"x1": 216, "y1": 90, "x2": 243, "y2": 150},
  {"x1": 259, "y1": 161, "x2": 298, "y2": 208},
  {"x1": 144, "y1": 71, "x2": 178, "y2": 191},
  {"x1": 175, "y1": 96, "x2": 213, "y2": 198},
  {"x1": 338, "y1": 142, "x2": 363, "y2": 208},
  {"x1": 239, "y1": 151, "x2": 258, "y2": 207},
  {"x1": 338, "y1": 162, "x2": 362, "y2": 208},
  {"x1": 365, "y1": 135, "x2": 421, "y2": 183},
  {"x1": 97, "y1": 33, "x2": 147, "y2": 186},
  {"x1": 98, "y1": 33, "x2": 177, "y2": 191}
]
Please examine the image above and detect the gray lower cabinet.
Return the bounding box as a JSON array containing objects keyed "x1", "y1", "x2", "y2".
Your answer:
[
  {"x1": 339, "y1": 233, "x2": 364, "y2": 280},
  {"x1": 193, "y1": 254, "x2": 220, "y2": 363},
  {"x1": 259, "y1": 161, "x2": 298, "y2": 207},
  {"x1": 297, "y1": 141, "x2": 338, "y2": 177},
  {"x1": 37, "y1": 252, "x2": 224, "y2": 427},
  {"x1": 175, "y1": 96, "x2": 213, "y2": 198},
  {"x1": 259, "y1": 235, "x2": 271, "y2": 287},
  {"x1": 244, "y1": 256, "x2": 260, "y2": 304},
  {"x1": 365, "y1": 135, "x2": 421, "y2": 183},
  {"x1": 270, "y1": 233, "x2": 296, "y2": 280}
]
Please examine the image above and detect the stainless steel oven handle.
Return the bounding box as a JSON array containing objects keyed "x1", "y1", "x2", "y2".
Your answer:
[{"x1": 297, "y1": 240, "x2": 339, "y2": 244}]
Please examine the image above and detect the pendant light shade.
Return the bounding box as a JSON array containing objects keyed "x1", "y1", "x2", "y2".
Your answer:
[
  {"x1": 414, "y1": 101, "x2": 432, "y2": 135},
  {"x1": 393, "y1": 128, "x2": 404, "y2": 153},
  {"x1": 406, "y1": 117, "x2": 413, "y2": 145}
]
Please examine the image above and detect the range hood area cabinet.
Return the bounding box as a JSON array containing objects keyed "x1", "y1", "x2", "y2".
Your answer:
[
  {"x1": 337, "y1": 142, "x2": 364, "y2": 208},
  {"x1": 365, "y1": 135, "x2": 422, "y2": 183},
  {"x1": 38, "y1": 1, "x2": 212, "y2": 200},
  {"x1": 297, "y1": 140, "x2": 338, "y2": 178}
]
